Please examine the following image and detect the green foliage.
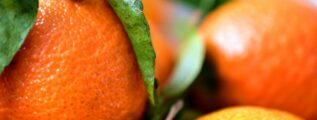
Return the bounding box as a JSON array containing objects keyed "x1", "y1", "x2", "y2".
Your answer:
[
  {"x1": 176, "y1": 0, "x2": 230, "y2": 16},
  {"x1": 0, "y1": 0, "x2": 38, "y2": 73},
  {"x1": 108, "y1": 0, "x2": 157, "y2": 105},
  {"x1": 162, "y1": 32, "x2": 205, "y2": 97}
]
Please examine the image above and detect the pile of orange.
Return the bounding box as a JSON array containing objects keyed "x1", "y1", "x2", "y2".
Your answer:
[{"x1": 2, "y1": 0, "x2": 317, "y2": 119}]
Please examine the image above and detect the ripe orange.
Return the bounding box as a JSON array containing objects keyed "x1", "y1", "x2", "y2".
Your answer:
[
  {"x1": 198, "y1": 106, "x2": 303, "y2": 120},
  {"x1": 200, "y1": 0, "x2": 317, "y2": 119},
  {"x1": 0, "y1": 0, "x2": 147, "y2": 119}
]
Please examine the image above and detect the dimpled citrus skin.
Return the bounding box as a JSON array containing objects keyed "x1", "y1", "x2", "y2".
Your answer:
[
  {"x1": 198, "y1": 106, "x2": 303, "y2": 120},
  {"x1": 200, "y1": 0, "x2": 317, "y2": 119},
  {"x1": 0, "y1": 0, "x2": 147, "y2": 119}
]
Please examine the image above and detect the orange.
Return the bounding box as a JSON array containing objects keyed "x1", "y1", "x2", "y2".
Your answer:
[
  {"x1": 200, "y1": 0, "x2": 317, "y2": 119},
  {"x1": 198, "y1": 106, "x2": 303, "y2": 120},
  {"x1": 0, "y1": 0, "x2": 147, "y2": 119}
]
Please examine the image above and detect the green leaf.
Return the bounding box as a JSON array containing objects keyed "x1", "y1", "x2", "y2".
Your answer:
[
  {"x1": 0, "y1": 0, "x2": 38, "y2": 73},
  {"x1": 175, "y1": 0, "x2": 230, "y2": 17},
  {"x1": 108, "y1": 0, "x2": 157, "y2": 105},
  {"x1": 162, "y1": 31, "x2": 205, "y2": 97},
  {"x1": 200, "y1": 0, "x2": 230, "y2": 16},
  {"x1": 146, "y1": 31, "x2": 205, "y2": 120}
]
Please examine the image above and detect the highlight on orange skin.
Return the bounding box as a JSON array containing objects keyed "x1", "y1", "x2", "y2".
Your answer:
[{"x1": 200, "y1": 0, "x2": 317, "y2": 119}]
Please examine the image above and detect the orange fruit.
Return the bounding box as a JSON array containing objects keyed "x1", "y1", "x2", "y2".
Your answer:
[
  {"x1": 0, "y1": 0, "x2": 147, "y2": 119},
  {"x1": 200, "y1": 0, "x2": 317, "y2": 119},
  {"x1": 198, "y1": 106, "x2": 303, "y2": 120}
]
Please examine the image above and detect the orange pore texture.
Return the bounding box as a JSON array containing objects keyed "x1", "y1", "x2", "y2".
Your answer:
[
  {"x1": 200, "y1": 0, "x2": 317, "y2": 119},
  {"x1": 0, "y1": 0, "x2": 147, "y2": 119}
]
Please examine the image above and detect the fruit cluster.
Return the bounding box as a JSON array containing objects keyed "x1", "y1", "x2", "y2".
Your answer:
[{"x1": 1, "y1": 0, "x2": 317, "y2": 119}]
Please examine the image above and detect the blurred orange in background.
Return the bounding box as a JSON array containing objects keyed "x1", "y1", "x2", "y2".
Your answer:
[
  {"x1": 4, "y1": 0, "x2": 317, "y2": 119},
  {"x1": 200, "y1": 0, "x2": 317, "y2": 119},
  {"x1": 198, "y1": 106, "x2": 303, "y2": 120}
]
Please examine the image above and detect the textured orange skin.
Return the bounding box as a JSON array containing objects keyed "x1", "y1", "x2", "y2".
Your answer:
[
  {"x1": 0, "y1": 0, "x2": 147, "y2": 119},
  {"x1": 198, "y1": 106, "x2": 303, "y2": 120},
  {"x1": 149, "y1": 21, "x2": 175, "y2": 88},
  {"x1": 200, "y1": 0, "x2": 317, "y2": 119}
]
